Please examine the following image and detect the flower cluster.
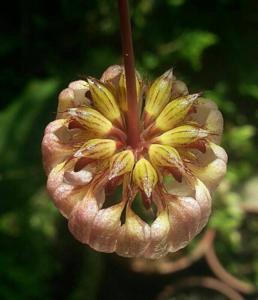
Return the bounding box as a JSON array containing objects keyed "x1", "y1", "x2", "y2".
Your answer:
[{"x1": 42, "y1": 65, "x2": 227, "y2": 258}]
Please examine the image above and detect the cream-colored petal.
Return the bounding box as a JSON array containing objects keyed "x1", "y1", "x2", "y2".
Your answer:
[
  {"x1": 189, "y1": 141, "x2": 227, "y2": 166},
  {"x1": 165, "y1": 177, "x2": 193, "y2": 197},
  {"x1": 57, "y1": 81, "x2": 90, "y2": 119},
  {"x1": 64, "y1": 168, "x2": 93, "y2": 186},
  {"x1": 189, "y1": 158, "x2": 227, "y2": 190},
  {"x1": 206, "y1": 109, "x2": 223, "y2": 144},
  {"x1": 42, "y1": 119, "x2": 74, "y2": 174},
  {"x1": 186, "y1": 142, "x2": 227, "y2": 190},
  {"x1": 68, "y1": 80, "x2": 90, "y2": 106},
  {"x1": 194, "y1": 179, "x2": 212, "y2": 231},
  {"x1": 57, "y1": 88, "x2": 75, "y2": 119},
  {"x1": 68, "y1": 189, "x2": 105, "y2": 244},
  {"x1": 190, "y1": 97, "x2": 218, "y2": 124},
  {"x1": 165, "y1": 177, "x2": 211, "y2": 251},
  {"x1": 171, "y1": 80, "x2": 189, "y2": 99},
  {"x1": 176, "y1": 197, "x2": 202, "y2": 239},
  {"x1": 88, "y1": 202, "x2": 124, "y2": 253},
  {"x1": 47, "y1": 163, "x2": 89, "y2": 217},
  {"x1": 100, "y1": 65, "x2": 123, "y2": 86},
  {"x1": 167, "y1": 195, "x2": 202, "y2": 252},
  {"x1": 167, "y1": 200, "x2": 190, "y2": 252},
  {"x1": 116, "y1": 207, "x2": 150, "y2": 257},
  {"x1": 144, "y1": 210, "x2": 170, "y2": 259},
  {"x1": 209, "y1": 142, "x2": 228, "y2": 163},
  {"x1": 188, "y1": 97, "x2": 223, "y2": 144}
]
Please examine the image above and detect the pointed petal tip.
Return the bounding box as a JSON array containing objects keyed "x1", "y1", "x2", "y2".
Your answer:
[
  {"x1": 87, "y1": 76, "x2": 95, "y2": 83},
  {"x1": 164, "y1": 68, "x2": 173, "y2": 79},
  {"x1": 192, "y1": 92, "x2": 202, "y2": 99},
  {"x1": 87, "y1": 76, "x2": 101, "y2": 87}
]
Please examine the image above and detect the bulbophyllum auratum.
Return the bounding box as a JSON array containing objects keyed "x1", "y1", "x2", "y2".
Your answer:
[{"x1": 42, "y1": 0, "x2": 227, "y2": 259}]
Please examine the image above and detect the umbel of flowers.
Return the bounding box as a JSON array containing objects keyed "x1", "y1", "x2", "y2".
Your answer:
[{"x1": 42, "y1": 65, "x2": 227, "y2": 258}]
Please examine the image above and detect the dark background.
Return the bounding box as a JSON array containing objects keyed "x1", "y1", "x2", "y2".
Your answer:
[{"x1": 0, "y1": 0, "x2": 258, "y2": 299}]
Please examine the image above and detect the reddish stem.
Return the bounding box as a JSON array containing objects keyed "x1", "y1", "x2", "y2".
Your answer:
[{"x1": 118, "y1": 0, "x2": 140, "y2": 149}]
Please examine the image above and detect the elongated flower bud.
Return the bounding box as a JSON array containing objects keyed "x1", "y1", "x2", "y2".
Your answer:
[
  {"x1": 87, "y1": 77, "x2": 123, "y2": 127},
  {"x1": 156, "y1": 125, "x2": 210, "y2": 146},
  {"x1": 154, "y1": 93, "x2": 199, "y2": 131},
  {"x1": 67, "y1": 107, "x2": 113, "y2": 136},
  {"x1": 144, "y1": 69, "x2": 173, "y2": 127},
  {"x1": 74, "y1": 139, "x2": 117, "y2": 160},
  {"x1": 117, "y1": 70, "x2": 141, "y2": 113},
  {"x1": 133, "y1": 158, "x2": 158, "y2": 198},
  {"x1": 109, "y1": 150, "x2": 135, "y2": 180}
]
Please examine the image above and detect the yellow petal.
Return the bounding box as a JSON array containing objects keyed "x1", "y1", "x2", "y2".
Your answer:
[
  {"x1": 155, "y1": 93, "x2": 199, "y2": 131},
  {"x1": 144, "y1": 69, "x2": 173, "y2": 125},
  {"x1": 133, "y1": 158, "x2": 158, "y2": 197},
  {"x1": 67, "y1": 107, "x2": 113, "y2": 136},
  {"x1": 87, "y1": 77, "x2": 123, "y2": 126},
  {"x1": 74, "y1": 139, "x2": 117, "y2": 160},
  {"x1": 156, "y1": 125, "x2": 209, "y2": 147},
  {"x1": 109, "y1": 150, "x2": 135, "y2": 179}
]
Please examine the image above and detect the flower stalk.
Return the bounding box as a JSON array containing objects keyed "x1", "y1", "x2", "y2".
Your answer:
[
  {"x1": 118, "y1": 0, "x2": 140, "y2": 149},
  {"x1": 42, "y1": 1, "x2": 227, "y2": 259}
]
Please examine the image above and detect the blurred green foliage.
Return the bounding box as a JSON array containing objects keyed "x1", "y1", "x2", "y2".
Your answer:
[{"x1": 1, "y1": 0, "x2": 258, "y2": 299}]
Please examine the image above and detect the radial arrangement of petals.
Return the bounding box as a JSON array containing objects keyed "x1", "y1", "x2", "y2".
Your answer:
[{"x1": 42, "y1": 65, "x2": 227, "y2": 258}]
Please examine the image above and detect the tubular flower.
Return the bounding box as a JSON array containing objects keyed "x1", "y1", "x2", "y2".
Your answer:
[{"x1": 42, "y1": 65, "x2": 227, "y2": 258}]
